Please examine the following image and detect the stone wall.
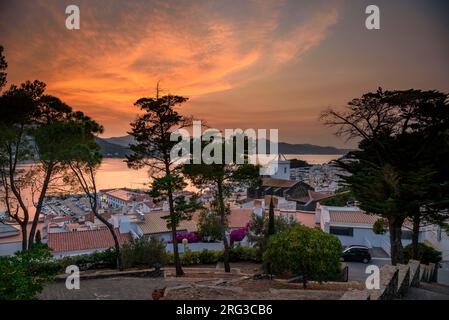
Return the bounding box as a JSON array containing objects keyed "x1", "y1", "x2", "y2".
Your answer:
[
  {"x1": 55, "y1": 267, "x2": 164, "y2": 282},
  {"x1": 340, "y1": 259, "x2": 438, "y2": 300}
]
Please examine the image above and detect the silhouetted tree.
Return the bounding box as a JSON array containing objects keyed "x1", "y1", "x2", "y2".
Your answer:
[
  {"x1": 322, "y1": 88, "x2": 449, "y2": 264},
  {"x1": 0, "y1": 80, "x2": 45, "y2": 250},
  {"x1": 0, "y1": 47, "x2": 100, "y2": 250},
  {"x1": 183, "y1": 137, "x2": 260, "y2": 272},
  {"x1": 35, "y1": 230, "x2": 42, "y2": 245},
  {"x1": 63, "y1": 118, "x2": 124, "y2": 270},
  {"x1": 127, "y1": 89, "x2": 192, "y2": 276},
  {"x1": 267, "y1": 196, "x2": 275, "y2": 237},
  {"x1": 0, "y1": 45, "x2": 7, "y2": 90}
]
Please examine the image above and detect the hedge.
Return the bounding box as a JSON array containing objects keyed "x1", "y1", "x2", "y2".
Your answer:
[{"x1": 167, "y1": 246, "x2": 262, "y2": 266}]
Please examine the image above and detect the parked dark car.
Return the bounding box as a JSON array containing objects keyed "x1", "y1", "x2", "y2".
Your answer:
[{"x1": 342, "y1": 246, "x2": 371, "y2": 263}]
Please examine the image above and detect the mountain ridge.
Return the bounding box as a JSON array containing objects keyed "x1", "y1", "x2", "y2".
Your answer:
[{"x1": 96, "y1": 135, "x2": 351, "y2": 157}]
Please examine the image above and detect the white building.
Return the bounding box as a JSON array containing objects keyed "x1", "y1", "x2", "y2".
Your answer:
[
  {"x1": 317, "y1": 204, "x2": 418, "y2": 255},
  {"x1": 268, "y1": 160, "x2": 291, "y2": 180}
]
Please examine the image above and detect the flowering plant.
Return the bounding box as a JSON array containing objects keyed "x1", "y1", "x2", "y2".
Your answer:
[{"x1": 176, "y1": 232, "x2": 200, "y2": 243}]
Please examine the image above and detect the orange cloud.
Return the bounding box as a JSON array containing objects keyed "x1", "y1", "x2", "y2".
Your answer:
[{"x1": 1, "y1": 0, "x2": 340, "y2": 136}]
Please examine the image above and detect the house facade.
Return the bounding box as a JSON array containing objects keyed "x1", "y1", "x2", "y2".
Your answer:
[{"x1": 317, "y1": 204, "x2": 419, "y2": 255}]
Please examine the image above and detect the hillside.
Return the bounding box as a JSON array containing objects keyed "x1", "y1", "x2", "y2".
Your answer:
[
  {"x1": 95, "y1": 137, "x2": 130, "y2": 158},
  {"x1": 97, "y1": 135, "x2": 350, "y2": 157}
]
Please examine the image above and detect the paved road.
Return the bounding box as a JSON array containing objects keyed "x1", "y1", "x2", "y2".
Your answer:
[
  {"x1": 346, "y1": 258, "x2": 391, "y2": 282},
  {"x1": 39, "y1": 277, "x2": 188, "y2": 300},
  {"x1": 437, "y1": 262, "x2": 449, "y2": 286}
]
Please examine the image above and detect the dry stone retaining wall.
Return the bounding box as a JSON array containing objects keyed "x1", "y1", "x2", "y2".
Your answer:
[{"x1": 339, "y1": 259, "x2": 438, "y2": 300}]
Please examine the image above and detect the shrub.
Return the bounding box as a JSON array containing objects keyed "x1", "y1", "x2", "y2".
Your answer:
[
  {"x1": 247, "y1": 213, "x2": 297, "y2": 249},
  {"x1": 198, "y1": 249, "x2": 220, "y2": 264},
  {"x1": 263, "y1": 225, "x2": 342, "y2": 288},
  {"x1": 0, "y1": 244, "x2": 59, "y2": 300},
  {"x1": 230, "y1": 227, "x2": 247, "y2": 245},
  {"x1": 121, "y1": 236, "x2": 168, "y2": 269},
  {"x1": 176, "y1": 232, "x2": 200, "y2": 243},
  {"x1": 229, "y1": 245, "x2": 261, "y2": 263},
  {"x1": 174, "y1": 247, "x2": 260, "y2": 266},
  {"x1": 404, "y1": 243, "x2": 442, "y2": 265},
  {"x1": 373, "y1": 218, "x2": 388, "y2": 234},
  {"x1": 180, "y1": 249, "x2": 200, "y2": 265},
  {"x1": 59, "y1": 248, "x2": 116, "y2": 271},
  {"x1": 197, "y1": 210, "x2": 223, "y2": 241}
]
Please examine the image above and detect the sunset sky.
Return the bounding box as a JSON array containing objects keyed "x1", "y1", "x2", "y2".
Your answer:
[{"x1": 1, "y1": 0, "x2": 448, "y2": 148}]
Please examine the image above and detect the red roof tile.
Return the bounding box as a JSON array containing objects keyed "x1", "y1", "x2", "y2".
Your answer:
[
  {"x1": 48, "y1": 228, "x2": 130, "y2": 253},
  {"x1": 191, "y1": 208, "x2": 253, "y2": 230},
  {"x1": 308, "y1": 190, "x2": 333, "y2": 201},
  {"x1": 262, "y1": 178, "x2": 298, "y2": 188},
  {"x1": 228, "y1": 208, "x2": 253, "y2": 229},
  {"x1": 329, "y1": 210, "x2": 379, "y2": 225}
]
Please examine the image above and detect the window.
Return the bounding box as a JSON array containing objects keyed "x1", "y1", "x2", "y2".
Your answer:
[{"x1": 330, "y1": 226, "x2": 354, "y2": 237}]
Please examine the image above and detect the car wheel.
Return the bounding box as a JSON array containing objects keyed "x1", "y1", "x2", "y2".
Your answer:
[{"x1": 362, "y1": 258, "x2": 369, "y2": 264}]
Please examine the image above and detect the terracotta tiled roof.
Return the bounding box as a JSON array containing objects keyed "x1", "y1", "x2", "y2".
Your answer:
[
  {"x1": 190, "y1": 208, "x2": 254, "y2": 230},
  {"x1": 138, "y1": 211, "x2": 198, "y2": 234},
  {"x1": 262, "y1": 178, "x2": 298, "y2": 188},
  {"x1": 329, "y1": 210, "x2": 379, "y2": 225},
  {"x1": 308, "y1": 190, "x2": 333, "y2": 202},
  {"x1": 228, "y1": 208, "x2": 253, "y2": 229},
  {"x1": 48, "y1": 228, "x2": 130, "y2": 253},
  {"x1": 294, "y1": 211, "x2": 318, "y2": 228},
  {"x1": 275, "y1": 210, "x2": 318, "y2": 228}
]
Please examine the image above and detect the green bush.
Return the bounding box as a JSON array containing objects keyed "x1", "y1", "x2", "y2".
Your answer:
[
  {"x1": 229, "y1": 245, "x2": 261, "y2": 263},
  {"x1": 263, "y1": 225, "x2": 342, "y2": 286},
  {"x1": 197, "y1": 210, "x2": 224, "y2": 241},
  {"x1": 404, "y1": 243, "x2": 442, "y2": 265},
  {"x1": 0, "y1": 244, "x2": 59, "y2": 300},
  {"x1": 373, "y1": 218, "x2": 388, "y2": 235},
  {"x1": 59, "y1": 248, "x2": 116, "y2": 271},
  {"x1": 174, "y1": 247, "x2": 261, "y2": 266},
  {"x1": 121, "y1": 236, "x2": 168, "y2": 269},
  {"x1": 180, "y1": 249, "x2": 200, "y2": 265},
  {"x1": 198, "y1": 249, "x2": 220, "y2": 264}
]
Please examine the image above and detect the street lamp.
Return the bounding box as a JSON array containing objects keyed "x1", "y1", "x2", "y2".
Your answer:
[{"x1": 182, "y1": 238, "x2": 188, "y2": 252}]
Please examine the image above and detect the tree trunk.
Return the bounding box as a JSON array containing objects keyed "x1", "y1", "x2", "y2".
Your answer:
[
  {"x1": 28, "y1": 164, "x2": 53, "y2": 249},
  {"x1": 20, "y1": 223, "x2": 28, "y2": 251},
  {"x1": 302, "y1": 272, "x2": 308, "y2": 289},
  {"x1": 388, "y1": 218, "x2": 405, "y2": 265},
  {"x1": 221, "y1": 220, "x2": 231, "y2": 273},
  {"x1": 96, "y1": 212, "x2": 123, "y2": 271},
  {"x1": 168, "y1": 190, "x2": 184, "y2": 276},
  {"x1": 412, "y1": 214, "x2": 421, "y2": 260},
  {"x1": 217, "y1": 181, "x2": 231, "y2": 273}
]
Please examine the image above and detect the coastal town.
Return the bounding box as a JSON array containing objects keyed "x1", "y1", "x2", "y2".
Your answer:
[
  {"x1": 0, "y1": 158, "x2": 345, "y2": 257},
  {"x1": 1, "y1": 156, "x2": 448, "y2": 300}
]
